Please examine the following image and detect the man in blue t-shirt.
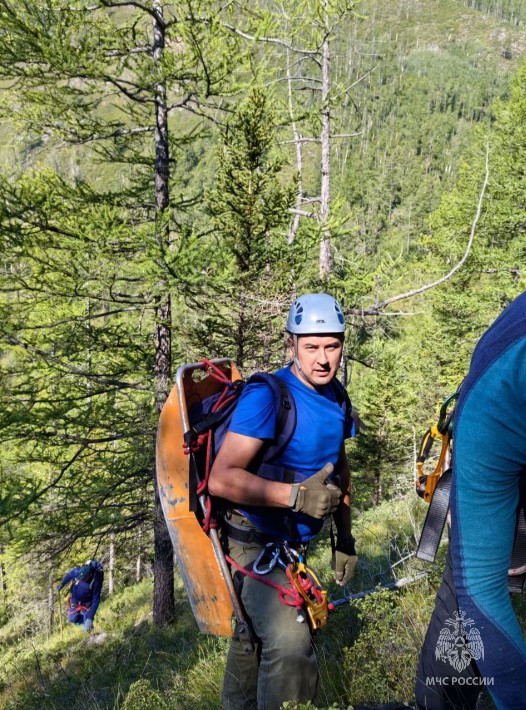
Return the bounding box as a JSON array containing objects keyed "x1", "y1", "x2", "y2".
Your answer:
[
  {"x1": 415, "y1": 292, "x2": 526, "y2": 710},
  {"x1": 209, "y1": 293, "x2": 358, "y2": 710},
  {"x1": 57, "y1": 559, "x2": 104, "y2": 633}
]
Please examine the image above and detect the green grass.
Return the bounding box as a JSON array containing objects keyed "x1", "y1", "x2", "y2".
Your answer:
[
  {"x1": 0, "y1": 498, "x2": 442, "y2": 710},
  {"x1": 0, "y1": 578, "x2": 229, "y2": 710},
  {"x1": 0, "y1": 495, "x2": 507, "y2": 709}
]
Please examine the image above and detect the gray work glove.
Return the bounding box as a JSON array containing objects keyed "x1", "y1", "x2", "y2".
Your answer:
[
  {"x1": 332, "y1": 535, "x2": 358, "y2": 586},
  {"x1": 83, "y1": 618, "x2": 93, "y2": 633},
  {"x1": 288, "y1": 463, "x2": 341, "y2": 519}
]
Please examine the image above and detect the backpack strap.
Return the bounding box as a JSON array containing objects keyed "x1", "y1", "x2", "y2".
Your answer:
[
  {"x1": 183, "y1": 379, "x2": 245, "y2": 451},
  {"x1": 508, "y1": 478, "x2": 526, "y2": 593},
  {"x1": 417, "y1": 470, "x2": 526, "y2": 594},
  {"x1": 245, "y1": 373, "x2": 297, "y2": 462},
  {"x1": 329, "y1": 377, "x2": 355, "y2": 434}
]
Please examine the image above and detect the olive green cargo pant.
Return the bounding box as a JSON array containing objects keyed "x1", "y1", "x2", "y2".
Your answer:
[{"x1": 221, "y1": 538, "x2": 319, "y2": 710}]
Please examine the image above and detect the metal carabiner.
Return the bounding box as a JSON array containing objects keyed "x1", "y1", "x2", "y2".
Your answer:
[
  {"x1": 253, "y1": 543, "x2": 281, "y2": 575},
  {"x1": 280, "y1": 540, "x2": 305, "y2": 566}
]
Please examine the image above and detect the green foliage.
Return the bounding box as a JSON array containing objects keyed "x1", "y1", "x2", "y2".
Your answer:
[
  {"x1": 350, "y1": 346, "x2": 420, "y2": 508},
  {"x1": 186, "y1": 86, "x2": 295, "y2": 370},
  {"x1": 343, "y1": 590, "x2": 422, "y2": 705},
  {"x1": 462, "y1": 0, "x2": 526, "y2": 26},
  {"x1": 122, "y1": 679, "x2": 168, "y2": 710}
]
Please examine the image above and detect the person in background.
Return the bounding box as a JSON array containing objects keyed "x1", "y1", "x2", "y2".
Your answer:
[{"x1": 57, "y1": 559, "x2": 104, "y2": 633}]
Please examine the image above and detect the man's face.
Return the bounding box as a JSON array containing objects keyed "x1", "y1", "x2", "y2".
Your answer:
[{"x1": 290, "y1": 334, "x2": 343, "y2": 388}]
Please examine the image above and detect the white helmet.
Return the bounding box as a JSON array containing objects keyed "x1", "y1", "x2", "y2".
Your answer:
[{"x1": 286, "y1": 293, "x2": 345, "y2": 335}]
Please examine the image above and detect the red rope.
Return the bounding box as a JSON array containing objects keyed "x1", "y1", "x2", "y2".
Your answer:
[
  {"x1": 225, "y1": 554, "x2": 304, "y2": 610},
  {"x1": 200, "y1": 358, "x2": 233, "y2": 384},
  {"x1": 185, "y1": 361, "x2": 241, "y2": 533}
]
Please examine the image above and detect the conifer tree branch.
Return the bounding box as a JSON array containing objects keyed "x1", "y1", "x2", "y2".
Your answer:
[
  {"x1": 5, "y1": 336, "x2": 149, "y2": 390},
  {"x1": 98, "y1": 0, "x2": 166, "y2": 27},
  {"x1": 67, "y1": 125, "x2": 153, "y2": 144}
]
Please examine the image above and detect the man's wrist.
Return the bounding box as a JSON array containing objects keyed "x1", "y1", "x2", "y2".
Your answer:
[
  {"x1": 288, "y1": 482, "x2": 300, "y2": 509},
  {"x1": 336, "y1": 533, "x2": 356, "y2": 556}
]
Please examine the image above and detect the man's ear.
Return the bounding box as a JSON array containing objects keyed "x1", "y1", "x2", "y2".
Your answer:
[{"x1": 286, "y1": 335, "x2": 294, "y2": 357}]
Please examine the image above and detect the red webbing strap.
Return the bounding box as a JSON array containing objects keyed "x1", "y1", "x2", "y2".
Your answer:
[
  {"x1": 68, "y1": 602, "x2": 90, "y2": 614},
  {"x1": 200, "y1": 358, "x2": 232, "y2": 384},
  {"x1": 225, "y1": 554, "x2": 304, "y2": 610}
]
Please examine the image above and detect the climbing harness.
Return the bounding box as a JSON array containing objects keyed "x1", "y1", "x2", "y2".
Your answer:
[
  {"x1": 415, "y1": 389, "x2": 526, "y2": 593},
  {"x1": 226, "y1": 540, "x2": 330, "y2": 631},
  {"x1": 66, "y1": 595, "x2": 90, "y2": 616}
]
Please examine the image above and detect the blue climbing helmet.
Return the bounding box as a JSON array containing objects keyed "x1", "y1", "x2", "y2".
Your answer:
[
  {"x1": 85, "y1": 559, "x2": 104, "y2": 573},
  {"x1": 286, "y1": 293, "x2": 345, "y2": 335}
]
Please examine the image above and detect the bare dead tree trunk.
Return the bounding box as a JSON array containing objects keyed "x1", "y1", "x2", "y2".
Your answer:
[
  {"x1": 108, "y1": 534, "x2": 115, "y2": 595},
  {"x1": 47, "y1": 569, "x2": 54, "y2": 635},
  {"x1": 287, "y1": 48, "x2": 303, "y2": 246},
  {"x1": 374, "y1": 470, "x2": 382, "y2": 506},
  {"x1": 319, "y1": 1, "x2": 332, "y2": 278},
  {"x1": 136, "y1": 527, "x2": 143, "y2": 583},
  {"x1": 236, "y1": 289, "x2": 247, "y2": 369},
  {"x1": 0, "y1": 546, "x2": 6, "y2": 603},
  {"x1": 152, "y1": 0, "x2": 175, "y2": 627}
]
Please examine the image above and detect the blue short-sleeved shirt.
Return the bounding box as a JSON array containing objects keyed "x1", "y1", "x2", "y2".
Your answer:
[{"x1": 229, "y1": 364, "x2": 355, "y2": 542}]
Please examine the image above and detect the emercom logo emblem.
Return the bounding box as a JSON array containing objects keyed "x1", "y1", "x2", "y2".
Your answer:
[{"x1": 435, "y1": 610, "x2": 484, "y2": 672}]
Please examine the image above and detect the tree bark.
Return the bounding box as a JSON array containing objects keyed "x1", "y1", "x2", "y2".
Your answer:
[
  {"x1": 47, "y1": 569, "x2": 54, "y2": 635},
  {"x1": 319, "y1": 1, "x2": 332, "y2": 278},
  {"x1": 136, "y1": 527, "x2": 143, "y2": 583},
  {"x1": 108, "y1": 534, "x2": 115, "y2": 595},
  {"x1": 152, "y1": 0, "x2": 175, "y2": 626},
  {"x1": 0, "y1": 546, "x2": 6, "y2": 602}
]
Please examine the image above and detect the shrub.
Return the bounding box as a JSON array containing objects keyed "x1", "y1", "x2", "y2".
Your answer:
[{"x1": 122, "y1": 679, "x2": 168, "y2": 710}]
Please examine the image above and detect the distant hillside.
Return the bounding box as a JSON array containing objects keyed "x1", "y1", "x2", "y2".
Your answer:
[{"x1": 334, "y1": 0, "x2": 525, "y2": 262}]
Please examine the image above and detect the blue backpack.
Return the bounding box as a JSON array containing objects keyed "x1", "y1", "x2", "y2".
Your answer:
[
  {"x1": 184, "y1": 370, "x2": 354, "y2": 530},
  {"x1": 184, "y1": 373, "x2": 297, "y2": 523}
]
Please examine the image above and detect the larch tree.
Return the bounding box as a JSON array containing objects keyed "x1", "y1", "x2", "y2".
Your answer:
[{"x1": 0, "y1": 0, "x2": 243, "y2": 625}]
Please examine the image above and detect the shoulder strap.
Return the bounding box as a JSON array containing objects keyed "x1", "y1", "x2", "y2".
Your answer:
[
  {"x1": 416, "y1": 468, "x2": 452, "y2": 563},
  {"x1": 508, "y1": 477, "x2": 526, "y2": 593},
  {"x1": 417, "y1": 470, "x2": 526, "y2": 594},
  {"x1": 330, "y1": 377, "x2": 355, "y2": 430},
  {"x1": 246, "y1": 373, "x2": 297, "y2": 462}
]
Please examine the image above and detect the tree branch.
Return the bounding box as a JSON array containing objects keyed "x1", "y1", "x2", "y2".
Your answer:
[
  {"x1": 5, "y1": 335, "x2": 149, "y2": 390},
  {"x1": 67, "y1": 125, "x2": 153, "y2": 145},
  {"x1": 353, "y1": 142, "x2": 490, "y2": 317}
]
